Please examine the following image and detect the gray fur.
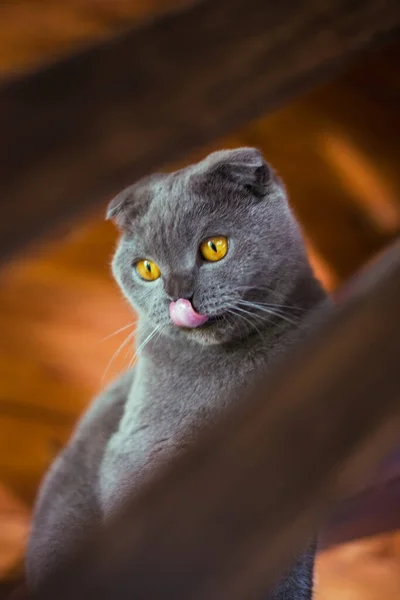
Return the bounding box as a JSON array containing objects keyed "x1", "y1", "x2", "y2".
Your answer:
[{"x1": 26, "y1": 148, "x2": 326, "y2": 598}]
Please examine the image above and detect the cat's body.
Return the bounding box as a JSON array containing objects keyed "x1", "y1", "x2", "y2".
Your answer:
[{"x1": 26, "y1": 148, "x2": 326, "y2": 598}]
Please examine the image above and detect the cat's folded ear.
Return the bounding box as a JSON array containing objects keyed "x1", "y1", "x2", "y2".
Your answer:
[
  {"x1": 106, "y1": 186, "x2": 134, "y2": 228},
  {"x1": 201, "y1": 147, "x2": 274, "y2": 198},
  {"x1": 106, "y1": 177, "x2": 155, "y2": 229}
]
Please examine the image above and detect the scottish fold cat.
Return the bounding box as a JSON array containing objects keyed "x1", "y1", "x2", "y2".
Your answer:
[{"x1": 26, "y1": 148, "x2": 326, "y2": 598}]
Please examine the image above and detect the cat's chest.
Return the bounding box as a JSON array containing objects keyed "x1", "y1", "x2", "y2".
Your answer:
[
  {"x1": 99, "y1": 338, "x2": 281, "y2": 515},
  {"x1": 128, "y1": 342, "x2": 270, "y2": 427}
]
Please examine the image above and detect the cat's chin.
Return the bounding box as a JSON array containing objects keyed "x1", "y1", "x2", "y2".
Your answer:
[
  {"x1": 185, "y1": 329, "x2": 228, "y2": 346},
  {"x1": 169, "y1": 319, "x2": 242, "y2": 346}
]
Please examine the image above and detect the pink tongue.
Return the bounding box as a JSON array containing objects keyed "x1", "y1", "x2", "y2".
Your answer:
[{"x1": 169, "y1": 298, "x2": 209, "y2": 328}]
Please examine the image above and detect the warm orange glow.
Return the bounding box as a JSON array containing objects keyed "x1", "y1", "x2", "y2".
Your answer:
[
  {"x1": 316, "y1": 530, "x2": 400, "y2": 600},
  {"x1": 0, "y1": 485, "x2": 30, "y2": 577},
  {"x1": 320, "y1": 132, "x2": 400, "y2": 233},
  {"x1": 305, "y1": 239, "x2": 337, "y2": 291}
]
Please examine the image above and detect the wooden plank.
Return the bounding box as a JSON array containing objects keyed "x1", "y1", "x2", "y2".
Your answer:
[
  {"x1": 34, "y1": 242, "x2": 400, "y2": 600},
  {"x1": 1, "y1": 0, "x2": 400, "y2": 261}
]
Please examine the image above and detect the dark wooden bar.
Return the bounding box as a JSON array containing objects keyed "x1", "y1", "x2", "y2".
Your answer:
[
  {"x1": 1, "y1": 0, "x2": 399, "y2": 261},
  {"x1": 32, "y1": 241, "x2": 400, "y2": 600}
]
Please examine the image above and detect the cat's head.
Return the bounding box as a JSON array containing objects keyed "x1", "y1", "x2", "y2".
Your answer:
[{"x1": 108, "y1": 148, "x2": 308, "y2": 345}]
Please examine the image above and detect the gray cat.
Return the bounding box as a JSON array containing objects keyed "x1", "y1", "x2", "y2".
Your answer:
[{"x1": 26, "y1": 148, "x2": 326, "y2": 598}]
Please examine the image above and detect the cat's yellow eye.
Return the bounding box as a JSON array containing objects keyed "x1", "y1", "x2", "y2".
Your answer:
[
  {"x1": 200, "y1": 236, "x2": 228, "y2": 262},
  {"x1": 136, "y1": 259, "x2": 161, "y2": 281}
]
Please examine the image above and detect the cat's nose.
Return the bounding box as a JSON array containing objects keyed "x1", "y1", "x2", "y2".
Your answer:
[
  {"x1": 168, "y1": 290, "x2": 194, "y2": 302},
  {"x1": 164, "y1": 275, "x2": 194, "y2": 302}
]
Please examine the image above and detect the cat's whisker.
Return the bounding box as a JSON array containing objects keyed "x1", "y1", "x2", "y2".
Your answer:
[
  {"x1": 134, "y1": 325, "x2": 165, "y2": 366},
  {"x1": 148, "y1": 326, "x2": 166, "y2": 359},
  {"x1": 225, "y1": 309, "x2": 253, "y2": 337},
  {"x1": 254, "y1": 303, "x2": 307, "y2": 312},
  {"x1": 236, "y1": 300, "x2": 302, "y2": 328},
  {"x1": 128, "y1": 325, "x2": 163, "y2": 369},
  {"x1": 241, "y1": 305, "x2": 300, "y2": 327},
  {"x1": 235, "y1": 282, "x2": 276, "y2": 295},
  {"x1": 224, "y1": 297, "x2": 275, "y2": 323},
  {"x1": 225, "y1": 307, "x2": 264, "y2": 338},
  {"x1": 154, "y1": 327, "x2": 165, "y2": 348},
  {"x1": 136, "y1": 326, "x2": 162, "y2": 355},
  {"x1": 224, "y1": 295, "x2": 302, "y2": 329},
  {"x1": 235, "y1": 283, "x2": 302, "y2": 302},
  {"x1": 123, "y1": 344, "x2": 134, "y2": 367},
  {"x1": 233, "y1": 289, "x2": 309, "y2": 312},
  {"x1": 234, "y1": 283, "x2": 310, "y2": 303},
  {"x1": 257, "y1": 307, "x2": 302, "y2": 327},
  {"x1": 229, "y1": 305, "x2": 272, "y2": 327},
  {"x1": 230, "y1": 306, "x2": 275, "y2": 335},
  {"x1": 101, "y1": 329, "x2": 136, "y2": 384},
  {"x1": 218, "y1": 293, "x2": 305, "y2": 332},
  {"x1": 222, "y1": 289, "x2": 308, "y2": 314},
  {"x1": 101, "y1": 321, "x2": 136, "y2": 342},
  {"x1": 238, "y1": 298, "x2": 307, "y2": 312}
]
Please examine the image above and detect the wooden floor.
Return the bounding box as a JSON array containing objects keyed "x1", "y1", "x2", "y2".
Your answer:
[{"x1": 0, "y1": 1, "x2": 399, "y2": 598}]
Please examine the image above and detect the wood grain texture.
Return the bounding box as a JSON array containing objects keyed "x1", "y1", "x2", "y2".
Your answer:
[
  {"x1": 33, "y1": 242, "x2": 400, "y2": 600},
  {"x1": 1, "y1": 0, "x2": 399, "y2": 261}
]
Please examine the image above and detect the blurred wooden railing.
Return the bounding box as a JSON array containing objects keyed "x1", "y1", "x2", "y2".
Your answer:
[
  {"x1": 1, "y1": 0, "x2": 399, "y2": 260},
  {"x1": 0, "y1": 0, "x2": 399, "y2": 598}
]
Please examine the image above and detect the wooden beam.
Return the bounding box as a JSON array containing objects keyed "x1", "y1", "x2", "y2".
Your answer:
[
  {"x1": 34, "y1": 243, "x2": 400, "y2": 600},
  {"x1": 1, "y1": 0, "x2": 399, "y2": 260}
]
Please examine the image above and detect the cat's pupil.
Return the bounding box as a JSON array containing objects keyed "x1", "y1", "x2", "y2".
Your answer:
[
  {"x1": 209, "y1": 242, "x2": 217, "y2": 252},
  {"x1": 145, "y1": 261, "x2": 151, "y2": 272}
]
